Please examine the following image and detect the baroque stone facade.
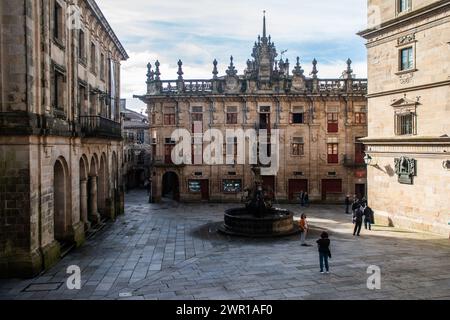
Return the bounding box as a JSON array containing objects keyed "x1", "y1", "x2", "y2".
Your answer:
[
  {"x1": 135, "y1": 16, "x2": 368, "y2": 204},
  {"x1": 0, "y1": 0, "x2": 128, "y2": 277},
  {"x1": 359, "y1": 0, "x2": 450, "y2": 237}
]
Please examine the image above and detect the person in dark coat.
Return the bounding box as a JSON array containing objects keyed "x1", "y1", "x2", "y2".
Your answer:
[
  {"x1": 299, "y1": 190, "x2": 305, "y2": 207},
  {"x1": 353, "y1": 205, "x2": 364, "y2": 236},
  {"x1": 364, "y1": 205, "x2": 374, "y2": 230},
  {"x1": 345, "y1": 195, "x2": 351, "y2": 214},
  {"x1": 316, "y1": 231, "x2": 331, "y2": 274},
  {"x1": 304, "y1": 192, "x2": 310, "y2": 207},
  {"x1": 351, "y1": 199, "x2": 361, "y2": 221}
]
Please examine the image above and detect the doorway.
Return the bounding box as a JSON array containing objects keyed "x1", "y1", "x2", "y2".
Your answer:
[
  {"x1": 200, "y1": 180, "x2": 209, "y2": 201},
  {"x1": 162, "y1": 171, "x2": 180, "y2": 201},
  {"x1": 355, "y1": 184, "x2": 366, "y2": 200},
  {"x1": 321, "y1": 179, "x2": 342, "y2": 201},
  {"x1": 288, "y1": 179, "x2": 308, "y2": 201},
  {"x1": 262, "y1": 176, "x2": 275, "y2": 199}
]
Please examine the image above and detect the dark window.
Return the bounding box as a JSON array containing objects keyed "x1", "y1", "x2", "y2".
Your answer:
[
  {"x1": 100, "y1": 53, "x2": 105, "y2": 80},
  {"x1": 327, "y1": 113, "x2": 339, "y2": 133},
  {"x1": 90, "y1": 43, "x2": 96, "y2": 74},
  {"x1": 400, "y1": 47, "x2": 413, "y2": 71},
  {"x1": 327, "y1": 143, "x2": 339, "y2": 164},
  {"x1": 355, "y1": 141, "x2": 366, "y2": 164},
  {"x1": 79, "y1": 30, "x2": 85, "y2": 61},
  {"x1": 53, "y1": 1, "x2": 63, "y2": 41},
  {"x1": 52, "y1": 69, "x2": 65, "y2": 110},
  {"x1": 78, "y1": 85, "x2": 86, "y2": 117},
  {"x1": 291, "y1": 113, "x2": 304, "y2": 124}
]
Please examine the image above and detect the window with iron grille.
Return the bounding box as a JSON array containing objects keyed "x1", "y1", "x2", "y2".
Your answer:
[{"x1": 395, "y1": 112, "x2": 415, "y2": 135}]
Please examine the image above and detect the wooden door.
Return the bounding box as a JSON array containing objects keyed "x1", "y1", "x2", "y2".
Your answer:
[
  {"x1": 200, "y1": 180, "x2": 209, "y2": 201},
  {"x1": 322, "y1": 179, "x2": 342, "y2": 200},
  {"x1": 288, "y1": 179, "x2": 308, "y2": 201}
]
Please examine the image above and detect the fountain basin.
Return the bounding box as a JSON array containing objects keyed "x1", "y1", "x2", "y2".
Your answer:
[{"x1": 219, "y1": 207, "x2": 300, "y2": 237}]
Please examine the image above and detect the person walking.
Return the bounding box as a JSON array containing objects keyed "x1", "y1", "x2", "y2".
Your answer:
[
  {"x1": 317, "y1": 231, "x2": 331, "y2": 274},
  {"x1": 304, "y1": 192, "x2": 310, "y2": 207},
  {"x1": 351, "y1": 198, "x2": 360, "y2": 220},
  {"x1": 299, "y1": 214, "x2": 309, "y2": 246},
  {"x1": 299, "y1": 190, "x2": 305, "y2": 207},
  {"x1": 345, "y1": 195, "x2": 351, "y2": 214},
  {"x1": 364, "y1": 205, "x2": 374, "y2": 230},
  {"x1": 353, "y1": 205, "x2": 364, "y2": 236}
]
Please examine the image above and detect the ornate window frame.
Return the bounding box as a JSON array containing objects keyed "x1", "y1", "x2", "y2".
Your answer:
[{"x1": 391, "y1": 95, "x2": 420, "y2": 136}]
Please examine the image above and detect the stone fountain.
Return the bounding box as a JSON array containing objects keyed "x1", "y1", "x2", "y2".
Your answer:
[{"x1": 219, "y1": 166, "x2": 299, "y2": 237}]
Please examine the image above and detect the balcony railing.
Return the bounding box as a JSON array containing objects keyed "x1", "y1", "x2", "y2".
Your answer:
[{"x1": 80, "y1": 116, "x2": 121, "y2": 139}]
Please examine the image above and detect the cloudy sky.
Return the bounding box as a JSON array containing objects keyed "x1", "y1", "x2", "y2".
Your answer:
[{"x1": 96, "y1": 0, "x2": 368, "y2": 113}]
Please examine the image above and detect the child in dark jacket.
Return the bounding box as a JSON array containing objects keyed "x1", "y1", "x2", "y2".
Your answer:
[{"x1": 316, "y1": 232, "x2": 331, "y2": 274}]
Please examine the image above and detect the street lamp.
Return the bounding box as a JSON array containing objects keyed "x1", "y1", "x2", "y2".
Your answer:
[{"x1": 364, "y1": 153, "x2": 374, "y2": 166}]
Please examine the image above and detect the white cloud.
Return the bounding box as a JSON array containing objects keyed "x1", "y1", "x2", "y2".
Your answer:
[{"x1": 96, "y1": 0, "x2": 368, "y2": 112}]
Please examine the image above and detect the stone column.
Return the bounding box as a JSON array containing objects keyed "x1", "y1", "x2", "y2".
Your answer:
[
  {"x1": 80, "y1": 179, "x2": 90, "y2": 230},
  {"x1": 88, "y1": 176, "x2": 100, "y2": 224}
]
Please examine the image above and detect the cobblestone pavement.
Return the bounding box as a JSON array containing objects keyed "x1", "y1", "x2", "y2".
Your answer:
[{"x1": 1, "y1": 190, "x2": 449, "y2": 300}]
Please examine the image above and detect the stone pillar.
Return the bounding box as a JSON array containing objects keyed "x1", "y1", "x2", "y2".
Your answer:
[
  {"x1": 88, "y1": 176, "x2": 101, "y2": 224},
  {"x1": 80, "y1": 179, "x2": 90, "y2": 230}
]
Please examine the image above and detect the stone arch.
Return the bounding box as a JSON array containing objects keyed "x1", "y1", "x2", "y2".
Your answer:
[
  {"x1": 53, "y1": 156, "x2": 70, "y2": 243},
  {"x1": 90, "y1": 154, "x2": 99, "y2": 176},
  {"x1": 88, "y1": 154, "x2": 100, "y2": 224},
  {"x1": 97, "y1": 153, "x2": 108, "y2": 216}
]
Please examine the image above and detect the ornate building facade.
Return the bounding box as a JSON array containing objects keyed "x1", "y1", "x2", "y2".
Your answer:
[
  {"x1": 0, "y1": 0, "x2": 128, "y2": 277},
  {"x1": 136, "y1": 17, "x2": 368, "y2": 204},
  {"x1": 359, "y1": 0, "x2": 450, "y2": 237}
]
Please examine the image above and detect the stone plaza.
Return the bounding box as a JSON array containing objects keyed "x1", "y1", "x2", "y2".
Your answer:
[{"x1": 0, "y1": 190, "x2": 449, "y2": 300}]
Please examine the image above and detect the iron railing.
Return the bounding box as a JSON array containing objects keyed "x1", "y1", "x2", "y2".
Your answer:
[{"x1": 80, "y1": 116, "x2": 121, "y2": 139}]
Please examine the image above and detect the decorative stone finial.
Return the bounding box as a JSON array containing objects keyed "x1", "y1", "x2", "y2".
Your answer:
[
  {"x1": 177, "y1": 59, "x2": 184, "y2": 80},
  {"x1": 146, "y1": 63, "x2": 154, "y2": 83},
  {"x1": 226, "y1": 55, "x2": 237, "y2": 76},
  {"x1": 154, "y1": 60, "x2": 161, "y2": 81},
  {"x1": 346, "y1": 58, "x2": 353, "y2": 74},
  {"x1": 311, "y1": 58, "x2": 318, "y2": 79},
  {"x1": 263, "y1": 10, "x2": 267, "y2": 39},
  {"x1": 212, "y1": 59, "x2": 218, "y2": 79},
  {"x1": 292, "y1": 57, "x2": 304, "y2": 77}
]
